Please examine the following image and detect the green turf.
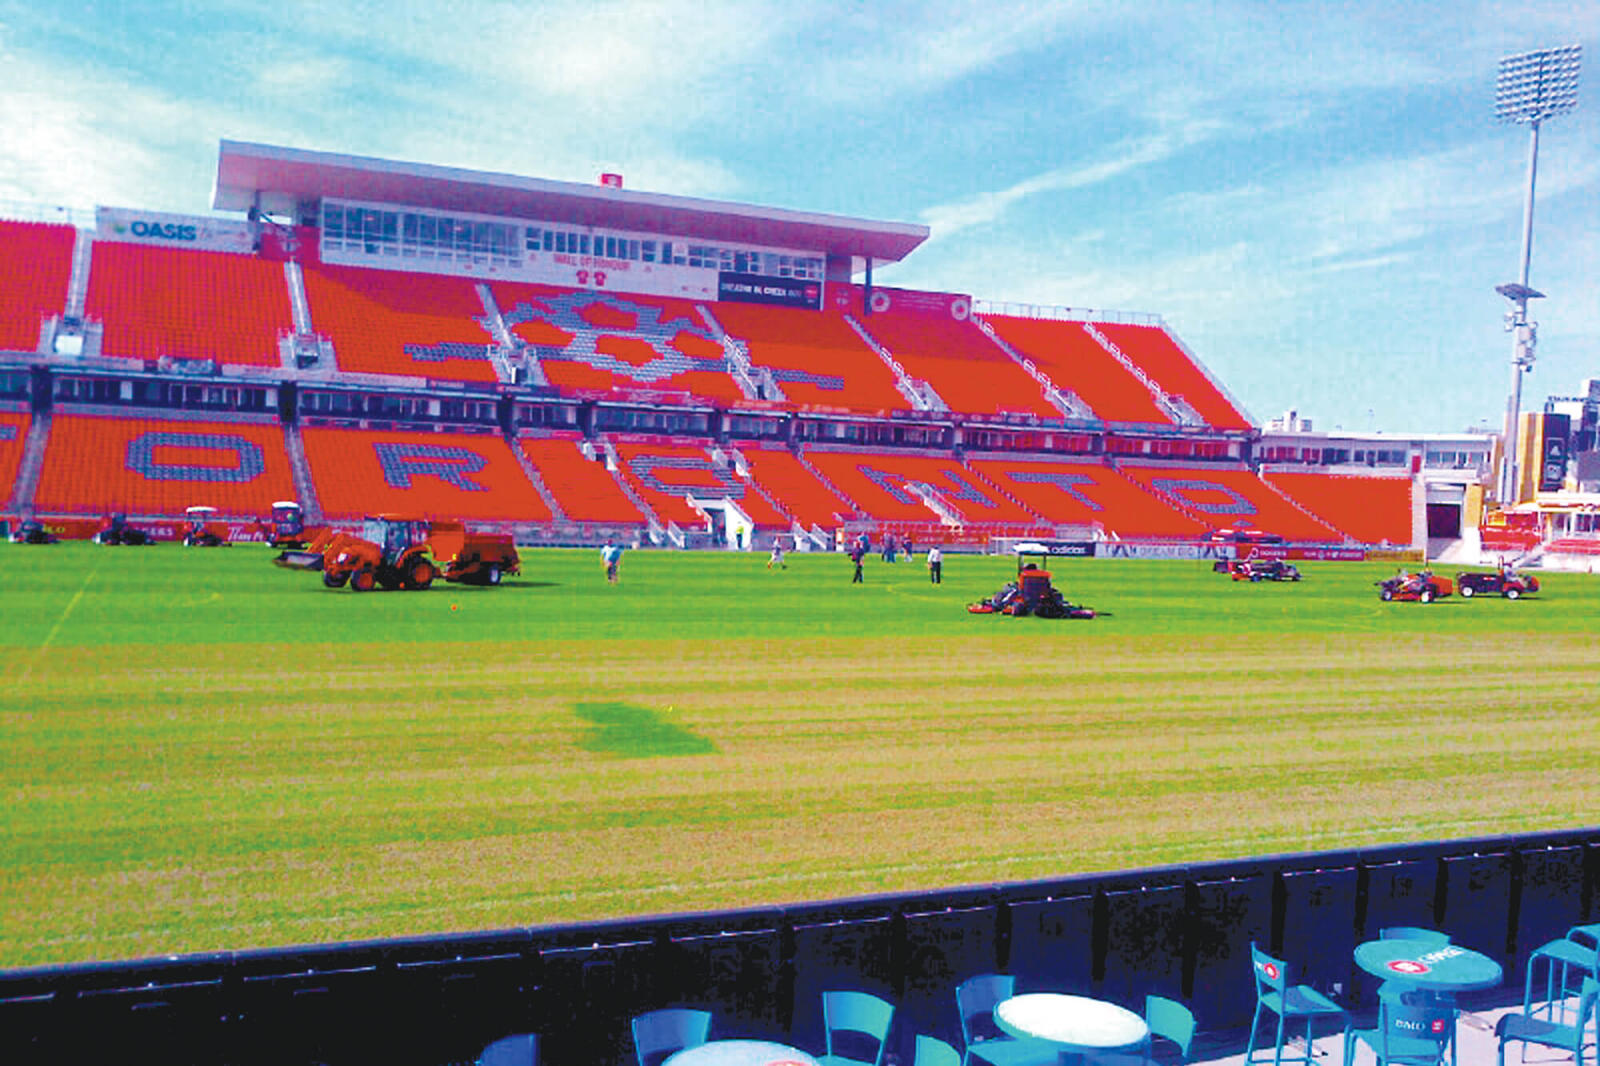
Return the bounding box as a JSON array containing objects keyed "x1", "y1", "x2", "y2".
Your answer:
[{"x1": 3, "y1": 543, "x2": 1598, "y2": 967}]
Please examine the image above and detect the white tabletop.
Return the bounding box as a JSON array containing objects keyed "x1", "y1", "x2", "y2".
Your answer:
[
  {"x1": 994, "y1": 993, "x2": 1150, "y2": 1050},
  {"x1": 663, "y1": 1039, "x2": 821, "y2": 1066}
]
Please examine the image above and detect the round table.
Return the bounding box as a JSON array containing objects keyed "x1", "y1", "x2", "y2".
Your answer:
[
  {"x1": 662, "y1": 1040, "x2": 820, "y2": 1066},
  {"x1": 994, "y1": 993, "x2": 1150, "y2": 1051},
  {"x1": 1353, "y1": 938, "x2": 1503, "y2": 992}
]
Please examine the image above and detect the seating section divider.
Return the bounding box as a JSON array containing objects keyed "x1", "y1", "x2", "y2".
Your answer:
[
  {"x1": 85, "y1": 242, "x2": 293, "y2": 367},
  {"x1": 494, "y1": 283, "x2": 746, "y2": 406},
  {"x1": 302, "y1": 264, "x2": 500, "y2": 381},
  {"x1": 300, "y1": 426, "x2": 550, "y2": 521},
  {"x1": 0, "y1": 220, "x2": 75, "y2": 352},
  {"x1": 610, "y1": 438, "x2": 790, "y2": 529},
  {"x1": 853, "y1": 309, "x2": 1059, "y2": 419},
  {"x1": 707, "y1": 302, "x2": 913, "y2": 414},
  {"x1": 982, "y1": 315, "x2": 1174, "y2": 425},
  {"x1": 1262, "y1": 472, "x2": 1411, "y2": 546},
  {"x1": 32, "y1": 413, "x2": 296, "y2": 516}
]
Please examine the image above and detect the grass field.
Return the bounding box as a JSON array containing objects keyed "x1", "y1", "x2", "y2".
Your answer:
[{"x1": 3, "y1": 542, "x2": 1598, "y2": 968}]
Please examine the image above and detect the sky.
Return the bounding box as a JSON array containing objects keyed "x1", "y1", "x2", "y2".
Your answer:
[{"x1": 0, "y1": 0, "x2": 1595, "y2": 435}]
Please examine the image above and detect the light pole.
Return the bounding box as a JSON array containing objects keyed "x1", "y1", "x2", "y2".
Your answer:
[{"x1": 1493, "y1": 44, "x2": 1581, "y2": 506}]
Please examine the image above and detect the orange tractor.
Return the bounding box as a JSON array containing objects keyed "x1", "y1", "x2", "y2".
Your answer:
[{"x1": 275, "y1": 514, "x2": 520, "y2": 591}]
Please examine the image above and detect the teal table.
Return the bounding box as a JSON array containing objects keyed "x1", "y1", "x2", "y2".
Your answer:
[
  {"x1": 995, "y1": 993, "x2": 1149, "y2": 1057},
  {"x1": 1354, "y1": 938, "x2": 1503, "y2": 992}
]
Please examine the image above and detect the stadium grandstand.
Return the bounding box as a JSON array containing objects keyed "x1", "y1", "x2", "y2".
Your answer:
[{"x1": 0, "y1": 138, "x2": 1517, "y2": 559}]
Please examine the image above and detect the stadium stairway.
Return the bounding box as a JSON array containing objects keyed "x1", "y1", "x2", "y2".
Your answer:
[
  {"x1": 721, "y1": 446, "x2": 797, "y2": 528},
  {"x1": 1253, "y1": 472, "x2": 1363, "y2": 545},
  {"x1": 473, "y1": 283, "x2": 519, "y2": 384},
  {"x1": 843, "y1": 313, "x2": 946, "y2": 412},
  {"x1": 1081, "y1": 320, "x2": 1200, "y2": 427},
  {"x1": 506, "y1": 431, "x2": 567, "y2": 521},
  {"x1": 962, "y1": 461, "x2": 1051, "y2": 525},
  {"x1": 597, "y1": 438, "x2": 663, "y2": 532},
  {"x1": 970, "y1": 313, "x2": 1096, "y2": 421},
  {"x1": 280, "y1": 421, "x2": 323, "y2": 526},
  {"x1": 5, "y1": 409, "x2": 49, "y2": 514},
  {"x1": 794, "y1": 446, "x2": 866, "y2": 521},
  {"x1": 696, "y1": 304, "x2": 774, "y2": 402}
]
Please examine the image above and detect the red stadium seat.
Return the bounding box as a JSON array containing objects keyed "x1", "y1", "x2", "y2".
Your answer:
[
  {"x1": 982, "y1": 314, "x2": 1173, "y2": 425},
  {"x1": 85, "y1": 241, "x2": 293, "y2": 366},
  {"x1": 302, "y1": 265, "x2": 500, "y2": 382},
  {"x1": 738, "y1": 446, "x2": 854, "y2": 529},
  {"x1": 854, "y1": 301, "x2": 1058, "y2": 419},
  {"x1": 1094, "y1": 322, "x2": 1251, "y2": 430},
  {"x1": 804, "y1": 449, "x2": 1041, "y2": 526},
  {"x1": 33, "y1": 414, "x2": 296, "y2": 515},
  {"x1": 0, "y1": 408, "x2": 33, "y2": 503},
  {"x1": 518, "y1": 434, "x2": 646, "y2": 524},
  {"x1": 301, "y1": 426, "x2": 551, "y2": 521},
  {"x1": 610, "y1": 438, "x2": 790, "y2": 529},
  {"x1": 1118, "y1": 463, "x2": 1343, "y2": 542},
  {"x1": 707, "y1": 302, "x2": 913, "y2": 415},
  {"x1": 494, "y1": 284, "x2": 745, "y2": 406},
  {"x1": 0, "y1": 221, "x2": 76, "y2": 353},
  {"x1": 1263, "y1": 471, "x2": 1412, "y2": 545},
  {"x1": 967, "y1": 456, "x2": 1210, "y2": 539}
]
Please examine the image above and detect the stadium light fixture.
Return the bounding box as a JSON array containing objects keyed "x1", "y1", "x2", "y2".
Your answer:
[{"x1": 1492, "y1": 44, "x2": 1581, "y2": 505}]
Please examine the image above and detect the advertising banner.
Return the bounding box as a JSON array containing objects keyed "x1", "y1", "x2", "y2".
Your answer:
[
  {"x1": 1101, "y1": 542, "x2": 1231, "y2": 560},
  {"x1": 1245, "y1": 545, "x2": 1368, "y2": 562},
  {"x1": 1018, "y1": 539, "x2": 1096, "y2": 557},
  {"x1": 832, "y1": 283, "x2": 972, "y2": 319},
  {"x1": 1540, "y1": 413, "x2": 1571, "y2": 491},
  {"x1": 717, "y1": 272, "x2": 822, "y2": 310},
  {"x1": 96, "y1": 207, "x2": 256, "y2": 254}
]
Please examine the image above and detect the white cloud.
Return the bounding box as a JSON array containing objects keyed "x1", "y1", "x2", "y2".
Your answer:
[{"x1": 918, "y1": 122, "x2": 1228, "y2": 240}]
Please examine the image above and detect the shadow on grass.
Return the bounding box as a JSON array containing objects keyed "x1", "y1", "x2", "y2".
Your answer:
[{"x1": 574, "y1": 701, "x2": 718, "y2": 757}]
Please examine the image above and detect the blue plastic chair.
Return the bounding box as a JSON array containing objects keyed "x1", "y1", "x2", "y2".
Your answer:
[
  {"x1": 1524, "y1": 923, "x2": 1600, "y2": 1025},
  {"x1": 631, "y1": 1008, "x2": 712, "y2": 1066},
  {"x1": 955, "y1": 974, "x2": 1053, "y2": 1066},
  {"x1": 1245, "y1": 942, "x2": 1349, "y2": 1066},
  {"x1": 1497, "y1": 976, "x2": 1599, "y2": 1066},
  {"x1": 914, "y1": 1034, "x2": 964, "y2": 1066},
  {"x1": 1096, "y1": 994, "x2": 1197, "y2": 1066},
  {"x1": 819, "y1": 989, "x2": 895, "y2": 1066},
  {"x1": 1343, "y1": 998, "x2": 1455, "y2": 1066},
  {"x1": 479, "y1": 1033, "x2": 538, "y2": 1066}
]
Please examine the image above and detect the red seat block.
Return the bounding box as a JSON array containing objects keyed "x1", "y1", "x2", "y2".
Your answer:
[
  {"x1": 302, "y1": 426, "x2": 551, "y2": 521},
  {"x1": 34, "y1": 415, "x2": 295, "y2": 515},
  {"x1": 0, "y1": 221, "x2": 76, "y2": 352}
]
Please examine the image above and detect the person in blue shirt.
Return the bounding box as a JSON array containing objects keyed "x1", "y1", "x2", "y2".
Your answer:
[{"x1": 601, "y1": 540, "x2": 624, "y2": 584}]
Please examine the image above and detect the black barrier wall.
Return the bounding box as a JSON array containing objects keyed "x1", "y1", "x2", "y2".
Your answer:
[{"x1": 3, "y1": 828, "x2": 1597, "y2": 1065}]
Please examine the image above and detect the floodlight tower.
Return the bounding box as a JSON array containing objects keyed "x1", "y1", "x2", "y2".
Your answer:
[{"x1": 1493, "y1": 44, "x2": 1581, "y2": 505}]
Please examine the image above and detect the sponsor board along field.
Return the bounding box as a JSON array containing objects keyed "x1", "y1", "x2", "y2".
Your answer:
[{"x1": 2, "y1": 543, "x2": 1598, "y2": 967}]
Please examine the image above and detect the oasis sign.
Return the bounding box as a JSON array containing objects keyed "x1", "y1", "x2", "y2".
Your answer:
[{"x1": 96, "y1": 207, "x2": 255, "y2": 254}]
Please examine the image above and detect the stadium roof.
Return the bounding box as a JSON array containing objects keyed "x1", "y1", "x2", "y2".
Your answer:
[{"x1": 213, "y1": 140, "x2": 930, "y2": 264}]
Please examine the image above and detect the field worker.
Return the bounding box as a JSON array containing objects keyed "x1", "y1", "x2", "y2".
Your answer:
[
  {"x1": 767, "y1": 539, "x2": 787, "y2": 570},
  {"x1": 927, "y1": 545, "x2": 942, "y2": 584},
  {"x1": 849, "y1": 542, "x2": 865, "y2": 583},
  {"x1": 601, "y1": 540, "x2": 624, "y2": 584}
]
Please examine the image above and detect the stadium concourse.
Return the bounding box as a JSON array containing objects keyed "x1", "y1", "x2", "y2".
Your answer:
[{"x1": 0, "y1": 141, "x2": 1424, "y2": 555}]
